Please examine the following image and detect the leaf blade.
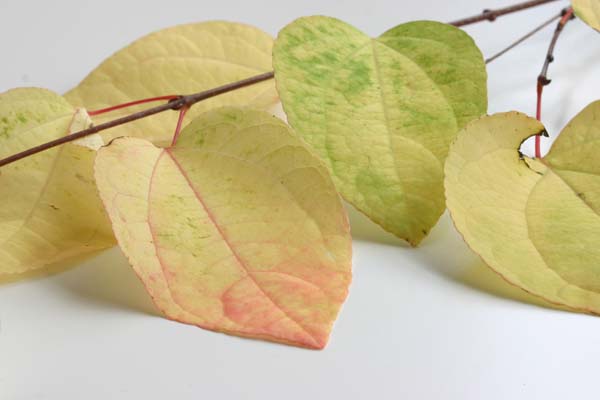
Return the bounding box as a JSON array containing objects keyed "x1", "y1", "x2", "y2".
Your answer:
[
  {"x1": 445, "y1": 104, "x2": 600, "y2": 314},
  {"x1": 0, "y1": 88, "x2": 114, "y2": 280},
  {"x1": 572, "y1": 0, "x2": 600, "y2": 31},
  {"x1": 273, "y1": 17, "x2": 487, "y2": 245},
  {"x1": 65, "y1": 21, "x2": 278, "y2": 145},
  {"x1": 95, "y1": 108, "x2": 352, "y2": 348}
]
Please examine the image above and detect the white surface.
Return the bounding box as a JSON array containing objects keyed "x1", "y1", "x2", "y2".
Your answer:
[{"x1": 1, "y1": 0, "x2": 600, "y2": 399}]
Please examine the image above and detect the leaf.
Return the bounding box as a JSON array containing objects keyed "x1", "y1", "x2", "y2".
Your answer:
[
  {"x1": 94, "y1": 107, "x2": 352, "y2": 348},
  {"x1": 572, "y1": 0, "x2": 600, "y2": 31},
  {"x1": 445, "y1": 101, "x2": 600, "y2": 314},
  {"x1": 0, "y1": 88, "x2": 114, "y2": 280},
  {"x1": 65, "y1": 21, "x2": 278, "y2": 145},
  {"x1": 273, "y1": 17, "x2": 487, "y2": 245}
]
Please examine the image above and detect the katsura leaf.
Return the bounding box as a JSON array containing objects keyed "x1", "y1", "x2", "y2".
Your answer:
[
  {"x1": 572, "y1": 0, "x2": 600, "y2": 31},
  {"x1": 95, "y1": 107, "x2": 352, "y2": 348},
  {"x1": 0, "y1": 88, "x2": 113, "y2": 280},
  {"x1": 66, "y1": 22, "x2": 278, "y2": 145},
  {"x1": 273, "y1": 17, "x2": 487, "y2": 245},
  {"x1": 445, "y1": 102, "x2": 600, "y2": 314}
]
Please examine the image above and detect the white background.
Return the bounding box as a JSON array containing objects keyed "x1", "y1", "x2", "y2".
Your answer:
[{"x1": 1, "y1": 0, "x2": 600, "y2": 399}]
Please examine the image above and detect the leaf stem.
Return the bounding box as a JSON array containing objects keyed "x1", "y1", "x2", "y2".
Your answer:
[
  {"x1": 534, "y1": 7, "x2": 575, "y2": 158},
  {"x1": 88, "y1": 95, "x2": 180, "y2": 116},
  {"x1": 171, "y1": 106, "x2": 190, "y2": 146}
]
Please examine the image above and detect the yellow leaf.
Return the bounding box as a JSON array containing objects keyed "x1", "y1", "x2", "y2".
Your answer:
[
  {"x1": 65, "y1": 21, "x2": 278, "y2": 146},
  {"x1": 95, "y1": 107, "x2": 352, "y2": 348},
  {"x1": 572, "y1": 0, "x2": 600, "y2": 31},
  {"x1": 445, "y1": 102, "x2": 600, "y2": 313},
  {"x1": 0, "y1": 88, "x2": 114, "y2": 280}
]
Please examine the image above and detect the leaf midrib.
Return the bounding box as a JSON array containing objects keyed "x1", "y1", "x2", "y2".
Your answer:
[{"x1": 147, "y1": 148, "x2": 320, "y2": 347}]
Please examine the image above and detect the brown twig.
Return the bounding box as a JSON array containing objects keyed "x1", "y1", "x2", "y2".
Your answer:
[
  {"x1": 0, "y1": 0, "x2": 567, "y2": 168},
  {"x1": 535, "y1": 7, "x2": 575, "y2": 158},
  {"x1": 449, "y1": 0, "x2": 562, "y2": 27},
  {"x1": 0, "y1": 71, "x2": 274, "y2": 168},
  {"x1": 485, "y1": 11, "x2": 562, "y2": 63}
]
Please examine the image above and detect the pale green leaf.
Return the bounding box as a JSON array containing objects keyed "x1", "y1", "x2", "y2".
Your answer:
[
  {"x1": 445, "y1": 102, "x2": 600, "y2": 313},
  {"x1": 273, "y1": 17, "x2": 487, "y2": 245},
  {"x1": 0, "y1": 88, "x2": 114, "y2": 280}
]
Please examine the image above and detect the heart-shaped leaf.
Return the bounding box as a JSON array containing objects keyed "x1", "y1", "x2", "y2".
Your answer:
[
  {"x1": 273, "y1": 17, "x2": 487, "y2": 245},
  {"x1": 95, "y1": 107, "x2": 352, "y2": 348},
  {"x1": 445, "y1": 101, "x2": 600, "y2": 313},
  {"x1": 572, "y1": 0, "x2": 600, "y2": 31},
  {"x1": 0, "y1": 88, "x2": 114, "y2": 280},
  {"x1": 66, "y1": 21, "x2": 278, "y2": 145}
]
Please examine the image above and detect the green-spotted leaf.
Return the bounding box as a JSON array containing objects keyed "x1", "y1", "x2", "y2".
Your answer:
[
  {"x1": 445, "y1": 101, "x2": 600, "y2": 314},
  {"x1": 65, "y1": 21, "x2": 278, "y2": 146},
  {"x1": 0, "y1": 88, "x2": 114, "y2": 280},
  {"x1": 94, "y1": 107, "x2": 352, "y2": 349},
  {"x1": 273, "y1": 17, "x2": 487, "y2": 245},
  {"x1": 572, "y1": 0, "x2": 600, "y2": 31}
]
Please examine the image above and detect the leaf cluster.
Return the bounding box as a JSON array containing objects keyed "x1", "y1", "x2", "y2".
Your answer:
[{"x1": 1, "y1": 4, "x2": 599, "y2": 348}]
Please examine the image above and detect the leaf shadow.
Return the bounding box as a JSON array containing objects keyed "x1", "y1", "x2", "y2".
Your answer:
[
  {"x1": 459, "y1": 259, "x2": 570, "y2": 312},
  {"x1": 49, "y1": 248, "x2": 159, "y2": 316},
  {"x1": 394, "y1": 213, "x2": 571, "y2": 313},
  {"x1": 345, "y1": 202, "x2": 412, "y2": 247},
  {"x1": 346, "y1": 199, "x2": 464, "y2": 249},
  {"x1": 0, "y1": 259, "x2": 77, "y2": 285}
]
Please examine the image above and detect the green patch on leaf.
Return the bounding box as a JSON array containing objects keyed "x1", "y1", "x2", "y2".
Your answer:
[{"x1": 273, "y1": 16, "x2": 487, "y2": 245}]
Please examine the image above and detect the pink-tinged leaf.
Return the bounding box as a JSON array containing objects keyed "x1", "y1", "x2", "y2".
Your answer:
[{"x1": 94, "y1": 107, "x2": 352, "y2": 349}]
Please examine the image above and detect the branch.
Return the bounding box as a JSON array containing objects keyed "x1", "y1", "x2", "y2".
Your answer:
[
  {"x1": 449, "y1": 0, "x2": 562, "y2": 27},
  {"x1": 485, "y1": 11, "x2": 562, "y2": 64},
  {"x1": 0, "y1": 71, "x2": 274, "y2": 168},
  {"x1": 0, "y1": 0, "x2": 566, "y2": 168},
  {"x1": 535, "y1": 7, "x2": 575, "y2": 158}
]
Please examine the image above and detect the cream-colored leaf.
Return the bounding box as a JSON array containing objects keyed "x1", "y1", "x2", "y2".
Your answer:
[
  {"x1": 95, "y1": 107, "x2": 352, "y2": 348},
  {"x1": 273, "y1": 17, "x2": 487, "y2": 245},
  {"x1": 65, "y1": 21, "x2": 278, "y2": 146},
  {"x1": 445, "y1": 101, "x2": 600, "y2": 313},
  {"x1": 572, "y1": 0, "x2": 600, "y2": 31},
  {"x1": 70, "y1": 108, "x2": 103, "y2": 150},
  {"x1": 0, "y1": 88, "x2": 114, "y2": 280}
]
